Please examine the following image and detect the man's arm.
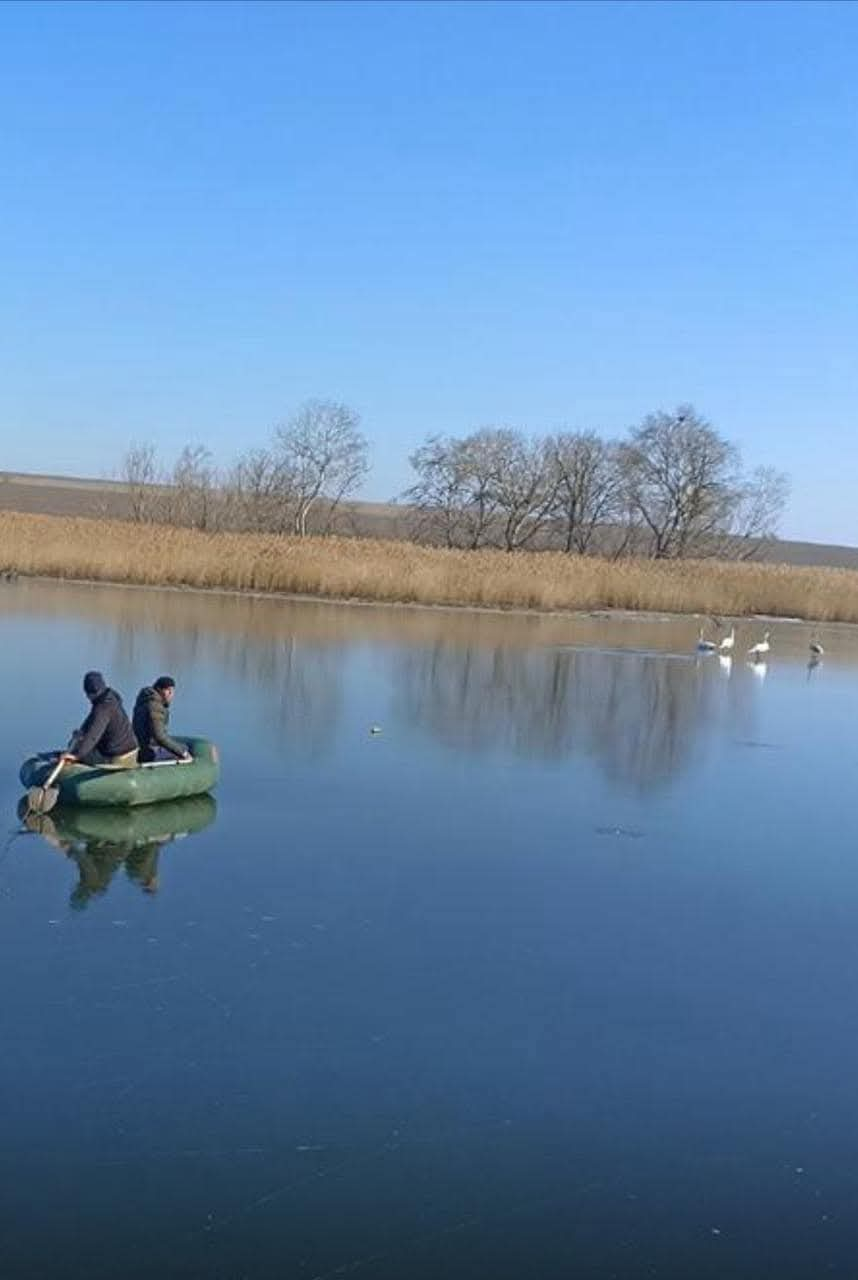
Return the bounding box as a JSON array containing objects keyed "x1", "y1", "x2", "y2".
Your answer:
[
  {"x1": 68, "y1": 703, "x2": 109, "y2": 760},
  {"x1": 150, "y1": 700, "x2": 188, "y2": 759}
]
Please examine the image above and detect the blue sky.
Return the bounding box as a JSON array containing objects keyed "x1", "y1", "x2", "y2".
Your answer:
[{"x1": 0, "y1": 0, "x2": 855, "y2": 542}]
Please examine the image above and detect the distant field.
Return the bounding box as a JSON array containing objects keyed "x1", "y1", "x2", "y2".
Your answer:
[
  {"x1": 0, "y1": 469, "x2": 854, "y2": 570},
  {"x1": 4, "y1": 509, "x2": 858, "y2": 623}
]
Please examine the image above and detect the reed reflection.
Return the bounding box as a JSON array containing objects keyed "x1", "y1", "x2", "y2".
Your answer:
[{"x1": 19, "y1": 795, "x2": 216, "y2": 908}]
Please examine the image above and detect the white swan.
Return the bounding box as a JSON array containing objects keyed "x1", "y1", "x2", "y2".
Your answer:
[
  {"x1": 719, "y1": 627, "x2": 736, "y2": 653},
  {"x1": 697, "y1": 627, "x2": 717, "y2": 653},
  {"x1": 747, "y1": 630, "x2": 771, "y2": 660}
]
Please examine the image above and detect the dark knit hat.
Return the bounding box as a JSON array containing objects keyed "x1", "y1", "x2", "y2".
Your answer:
[
  {"x1": 83, "y1": 671, "x2": 106, "y2": 697},
  {"x1": 153, "y1": 675, "x2": 176, "y2": 691}
]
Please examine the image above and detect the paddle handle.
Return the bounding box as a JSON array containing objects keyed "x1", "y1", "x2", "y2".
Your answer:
[{"x1": 43, "y1": 757, "x2": 66, "y2": 789}]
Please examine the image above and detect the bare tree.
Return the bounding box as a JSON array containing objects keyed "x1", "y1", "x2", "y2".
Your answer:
[
  {"x1": 225, "y1": 447, "x2": 292, "y2": 533},
  {"x1": 275, "y1": 400, "x2": 368, "y2": 537},
  {"x1": 165, "y1": 444, "x2": 218, "y2": 531},
  {"x1": 444, "y1": 430, "x2": 506, "y2": 549},
  {"x1": 402, "y1": 428, "x2": 554, "y2": 550},
  {"x1": 119, "y1": 442, "x2": 160, "y2": 523},
  {"x1": 617, "y1": 406, "x2": 788, "y2": 559},
  {"x1": 400, "y1": 435, "x2": 475, "y2": 547},
  {"x1": 617, "y1": 406, "x2": 740, "y2": 558},
  {"x1": 720, "y1": 465, "x2": 790, "y2": 560},
  {"x1": 545, "y1": 431, "x2": 623, "y2": 554},
  {"x1": 481, "y1": 429, "x2": 557, "y2": 551},
  {"x1": 401, "y1": 430, "x2": 507, "y2": 549}
]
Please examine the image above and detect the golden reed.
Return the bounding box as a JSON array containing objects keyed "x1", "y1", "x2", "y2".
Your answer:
[{"x1": 0, "y1": 510, "x2": 854, "y2": 622}]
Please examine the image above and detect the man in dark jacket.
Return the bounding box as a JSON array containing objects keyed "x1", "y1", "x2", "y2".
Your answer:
[
  {"x1": 133, "y1": 676, "x2": 191, "y2": 763},
  {"x1": 63, "y1": 671, "x2": 139, "y2": 768}
]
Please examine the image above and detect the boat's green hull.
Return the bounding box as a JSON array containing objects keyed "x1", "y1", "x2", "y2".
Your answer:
[{"x1": 19, "y1": 737, "x2": 219, "y2": 807}]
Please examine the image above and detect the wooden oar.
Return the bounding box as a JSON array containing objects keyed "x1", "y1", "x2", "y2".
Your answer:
[{"x1": 26, "y1": 756, "x2": 67, "y2": 815}]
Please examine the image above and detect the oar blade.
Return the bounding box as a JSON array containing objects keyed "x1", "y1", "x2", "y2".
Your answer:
[{"x1": 27, "y1": 784, "x2": 60, "y2": 815}]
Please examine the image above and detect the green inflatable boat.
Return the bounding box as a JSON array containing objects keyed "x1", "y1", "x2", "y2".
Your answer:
[{"x1": 19, "y1": 737, "x2": 220, "y2": 808}]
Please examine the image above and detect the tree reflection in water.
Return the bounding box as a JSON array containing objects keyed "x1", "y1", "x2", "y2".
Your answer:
[
  {"x1": 394, "y1": 644, "x2": 762, "y2": 789},
  {"x1": 3, "y1": 578, "x2": 768, "y2": 776},
  {"x1": 115, "y1": 611, "x2": 762, "y2": 785}
]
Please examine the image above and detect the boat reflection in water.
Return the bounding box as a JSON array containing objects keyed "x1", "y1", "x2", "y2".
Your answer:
[{"x1": 18, "y1": 794, "x2": 216, "y2": 909}]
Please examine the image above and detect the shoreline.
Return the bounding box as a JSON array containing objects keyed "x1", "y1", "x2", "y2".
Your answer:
[{"x1": 1, "y1": 568, "x2": 838, "y2": 634}]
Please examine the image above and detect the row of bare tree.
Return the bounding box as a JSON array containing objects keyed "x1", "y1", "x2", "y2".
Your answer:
[
  {"x1": 403, "y1": 408, "x2": 789, "y2": 558},
  {"x1": 121, "y1": 399, "x2": 369, "y2": 537},
  {"x1": 120, "y1": 402, "x2": 789, "y2": 559}
]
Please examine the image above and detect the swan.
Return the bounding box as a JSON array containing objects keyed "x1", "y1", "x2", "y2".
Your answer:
[
  {"x1": 719, "y1": 627, "x2": 736, "y2": 653},
  {"x1": 697, "y1": 627, "x2": 717, "y2": 653},
  {"x1": 747, "y1": 630, "x2": 771, "y2": 660}
]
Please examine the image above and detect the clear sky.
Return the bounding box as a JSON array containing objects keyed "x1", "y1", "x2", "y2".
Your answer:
[{"x1": 0, "y1": 0, "x2": 855, "y2": 542}]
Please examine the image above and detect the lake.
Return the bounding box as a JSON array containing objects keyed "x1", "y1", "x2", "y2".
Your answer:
[{"x1": 1, "y1": 578, "x2": 856, "y2": 1279}]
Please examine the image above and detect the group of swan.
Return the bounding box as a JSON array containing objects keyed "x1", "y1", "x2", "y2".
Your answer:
[
  {"x1": 696, "y1": 626, "x2": 739, "y2": 656},
  {"x1": 696, "y1": 624, "x2": 824, "y2": 664}
]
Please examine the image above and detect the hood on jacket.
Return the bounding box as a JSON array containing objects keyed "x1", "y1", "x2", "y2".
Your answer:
[
  {"x1": 134, "y1": 686, "x2": 163, "y2": 709},
  {"x1": 83, "y1": 671, "x2": 107, "y2": 700}
]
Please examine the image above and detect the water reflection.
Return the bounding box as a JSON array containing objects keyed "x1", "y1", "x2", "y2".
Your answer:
[
  {"x1": 5, "y1": 581, "x2": 858, "y2": 1278},
  {"x1": 0, "y1": 578, "x2": 841, "y2": 781},
  {"x1": 19, "y1": 795, "x2": 216, "y2": 908},
  {"x1": 395, "y1": 643, "x2": 765, "y2": 788},
  {"x1": 1, "y1": 579, "x2": 848, "y2": 774}
]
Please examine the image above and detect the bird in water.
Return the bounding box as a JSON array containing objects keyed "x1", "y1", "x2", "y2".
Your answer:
[
  {"x1": 696, "y1": 627, "x2": 717, "y2": 654},
  {"x1": 719, "y1": 626, "x2": 736, "y2": 654},
  {"x1": 747, "y1": 630, "x2": 771, "y2": 661},
  {"x1": 809, "y1": 635, "x2": 824, "y2": 658}
]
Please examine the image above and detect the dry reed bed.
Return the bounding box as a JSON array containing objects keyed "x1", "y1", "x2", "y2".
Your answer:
[{"x1": 1, "y1": 511, "x2": 857, "y2": 622}]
